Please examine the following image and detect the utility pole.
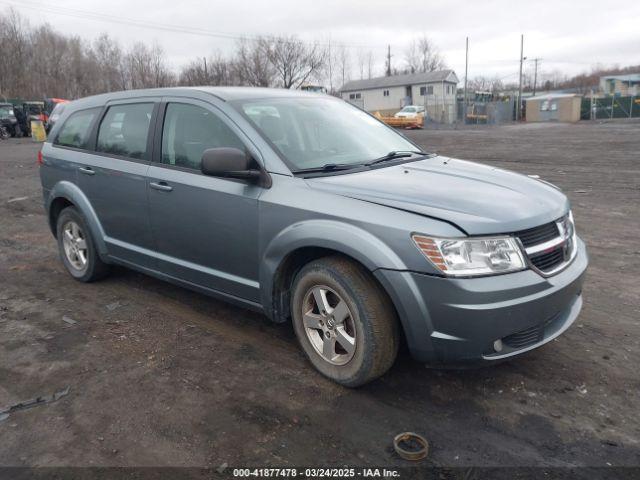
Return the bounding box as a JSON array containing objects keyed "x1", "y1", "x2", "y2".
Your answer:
[
  {"x1": 203, "y1": 57, "x2": 208, "y2": 82},
  {"x1": 386, "y1": 45, "x2": 392, "y2": 77},
  {"x1": 532, "y1": 58, "x2": 541, "y2": 96},
  {"x1": 517, "y1": 34, "x2": 524, "y2": 121},
  {"x1": 463, "y1": 37, "x2": 469, "y2": 106}
]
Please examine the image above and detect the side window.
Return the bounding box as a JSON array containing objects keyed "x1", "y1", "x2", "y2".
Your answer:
[
  {"x1": 54, "y1": 108, "x2": 100, "y2": 149},
  {"x1": 97, "y1": 103, "x2": 154, "y2": 159},
  {"x1": 161, "y1": 103, "x2": 245, "y2": 170}
]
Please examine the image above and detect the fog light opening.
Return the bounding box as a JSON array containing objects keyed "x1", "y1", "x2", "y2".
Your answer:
[{"x1": 493, "y1": 339, "x2": 503, "y2": 353}]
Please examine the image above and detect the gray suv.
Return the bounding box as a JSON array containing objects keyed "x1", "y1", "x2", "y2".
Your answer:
[{"x1": 39, "y1": 87, "x2": 588, "y2": 386}]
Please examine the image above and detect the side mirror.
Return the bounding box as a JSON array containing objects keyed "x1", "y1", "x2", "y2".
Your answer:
[{"x1": 201, "y1": 147, "x2": 261, "y2": 181}]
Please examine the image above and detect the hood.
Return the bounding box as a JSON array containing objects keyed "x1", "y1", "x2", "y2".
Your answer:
[{"x1": 306, "y1": 156, "x2": 569, "y2": 235}]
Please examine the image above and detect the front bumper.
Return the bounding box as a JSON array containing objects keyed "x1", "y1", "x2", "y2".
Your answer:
[{"x1": 374, "y1": 237, "x2": 588, "y2": 364}]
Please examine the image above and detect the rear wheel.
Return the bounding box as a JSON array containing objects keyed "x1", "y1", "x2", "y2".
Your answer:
[
  {"x1": 291, "y1": 256, "x2": 399, "y2": 387},
  {"x1": 56, "y1": 206, "x2": 110, "y2": 282}
]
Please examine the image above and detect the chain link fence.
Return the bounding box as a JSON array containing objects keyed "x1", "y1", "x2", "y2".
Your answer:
[
  {"x1": 456, "y1": 99, "x2": 516, "y2": 125},
  {"x1": 582, "y1": 96, "x2": 640, "y2": 120},
  {"x1": 422, "y1": 97, "x2": 457, "y2": 124}
]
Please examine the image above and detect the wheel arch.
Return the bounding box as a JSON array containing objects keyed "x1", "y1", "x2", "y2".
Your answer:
[
  {"x1": 261, "y1": 220, "x2": 408, "y2": 325},
  {"x1": 46, "y1": 181, "x2": 108, "y2": 255}
]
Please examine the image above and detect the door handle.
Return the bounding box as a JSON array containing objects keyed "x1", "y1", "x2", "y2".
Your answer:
[
  {"x1": 78, "y1": 166, "x2": 95, "y2": 176},
  {"x1": 149, "y1": 181, "x2": 173, "y2": 192}
]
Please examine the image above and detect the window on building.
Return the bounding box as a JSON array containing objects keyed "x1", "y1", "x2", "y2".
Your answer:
[
  {"x1": 349, "y1": 93, "x2": 355, "y2": 100},
  {"x1": 97, "y1": 103, "x2": 154, "y2": 159},
  {"x1": 54, "y1": 108, "x2": 100, "y2": 149},
  {"x1": 383, "y1": 89, "x2": 389, "y2": 97},
  {"x1": 420, "y1": 86, "x2": 434, "y2": 96},
  {"x1": 540, "y1": 100, "x2": 549, "y2": 111}
]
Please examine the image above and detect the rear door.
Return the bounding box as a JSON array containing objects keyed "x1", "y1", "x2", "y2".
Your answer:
[
  {"x1": 146, "y1": 98, "x2": 262, "y2": 302},
  {"x1": 77, "y1": 98, "x2": 159, "y2": 268}
]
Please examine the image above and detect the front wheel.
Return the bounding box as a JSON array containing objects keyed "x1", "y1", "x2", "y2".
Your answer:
[{"x1": 291, "y1": 256, "x2": 399, "y2": 387}]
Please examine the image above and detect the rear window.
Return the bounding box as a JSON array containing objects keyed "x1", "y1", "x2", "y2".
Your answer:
[
  {"x1": 54, "y1": 108, "x2": 100, "y2": 149},
  {"x1": 97, "y1": 103, "x2": 154, "y2": 159}
]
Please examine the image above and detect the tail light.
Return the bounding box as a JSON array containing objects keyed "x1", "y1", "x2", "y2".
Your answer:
[{"x1": 37, "y1": 150, "x2": 43, "y2": 166}]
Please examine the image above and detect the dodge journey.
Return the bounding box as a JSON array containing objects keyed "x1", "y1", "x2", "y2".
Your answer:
[{"x1": 39, "y1": 87, "x2": 588, "y2": 386}]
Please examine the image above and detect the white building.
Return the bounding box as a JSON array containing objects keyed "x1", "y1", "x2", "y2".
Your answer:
[
  {"x1": 599, "y1": 73, "x2": 640, "y2": 97},
  {"x1": 340, "y1": 70, "x2": 459, "y2": 123}
]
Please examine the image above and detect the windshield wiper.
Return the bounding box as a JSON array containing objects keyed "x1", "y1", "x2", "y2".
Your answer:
[
  {"x1": 365, "y1": 150, "x2": 428, "y2": 166},
  {"x1": 293, "y1": 163, "x2": 363, "y2": 174}
]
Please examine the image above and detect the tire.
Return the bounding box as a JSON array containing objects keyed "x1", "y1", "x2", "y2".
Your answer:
[
  {"x1": 56, "y1": 206, "x2": 110, "y2": 282},
  {"x1": 291, "y1": 255, "x2": 399, "y2": 387}
]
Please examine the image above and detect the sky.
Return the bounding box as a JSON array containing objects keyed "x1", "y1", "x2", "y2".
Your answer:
[{"x1": 3, "y1": 0, "x2": 639, "y2": 83}]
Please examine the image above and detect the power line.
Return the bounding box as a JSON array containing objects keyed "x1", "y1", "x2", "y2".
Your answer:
[{"x1": 0, "y1": 0, "x2": 389, "y2": 51}]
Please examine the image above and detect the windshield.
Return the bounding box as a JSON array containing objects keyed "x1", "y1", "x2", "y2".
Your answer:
[
  {"x1": 0, "y1": 106, "x2": 14, "y2": 118},
  {"x1": 401, "y1": 107, "x2": 417, "y2": 113},
  {"x1": 233, "y1": 97, "x2": 419, "y2": 171}
]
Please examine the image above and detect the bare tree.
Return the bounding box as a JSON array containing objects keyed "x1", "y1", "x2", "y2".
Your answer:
[
  {"x1": 180, "y1": 53, "x2": 233, "y2": 86},
  {"x1": 91, "y1": 34, "x2": 126, "y2": 93},
  {"x1": 322, "y1": 38, "x2": 335, "y2": 93},
  {"x1": 263, "y1": 35, "x2": 326, "y2": 89},
  {"x1": 336, "y1": 45, "x2": 350, "y2": 90},
  {"x1": 149, "y1": 43, "x2": 174, "y2": 87},
  {"x1": 233, "y1": 38, "x2": 274, "y2": 87},
  {"x1": 356, "y1": 48, "x2": 366, "y2": 80},
  {"x1": 467, "y1": 75, "x2": 504, "y2": 93},
  {"x1": 405, "y1": 35, "x2": 446, "y2": 73},
  {"x1": 366, "y1": 50, "x2": 374, "y2": 79},
  {"x1": 123, "y1": 42, "x2": 173, "y2": 89},
  {"x1": 0, "y1": 8, "x2": 30, "y2": 98}
]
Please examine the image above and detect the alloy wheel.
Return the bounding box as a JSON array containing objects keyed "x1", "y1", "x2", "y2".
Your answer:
[
  {"x1": 302, "y1": 285, "x2": 357, "y2": 365},
  {"x1": 62, "y1": 221, "x2": 88, "y2": 271}
]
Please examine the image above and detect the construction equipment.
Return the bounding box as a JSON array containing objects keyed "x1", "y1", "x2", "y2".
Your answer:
[{"x1": 373, "y1": 111, "x2": 424, "y2": 129}]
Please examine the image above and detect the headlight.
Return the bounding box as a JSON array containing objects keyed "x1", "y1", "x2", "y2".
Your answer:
[{"x1": 412, "y1": 235, "x2": 526, "y2": 277}]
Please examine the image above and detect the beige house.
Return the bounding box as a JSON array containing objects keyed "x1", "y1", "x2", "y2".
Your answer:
[
  {"x1": 525, "y1": 93, "x2": 582, "y2": 123},
  {"x1": 340, "y1": 70, "x2": 459, "y2": 123}
]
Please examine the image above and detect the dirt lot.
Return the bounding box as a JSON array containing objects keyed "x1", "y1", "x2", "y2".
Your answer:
[{"x1": 1, "y1": 121, "x2": 639, "y2": 470}]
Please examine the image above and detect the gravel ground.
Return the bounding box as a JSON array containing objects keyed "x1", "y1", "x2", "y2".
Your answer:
[{"x1": 0, "y1": 121, "x2": 638, "y2": 470}]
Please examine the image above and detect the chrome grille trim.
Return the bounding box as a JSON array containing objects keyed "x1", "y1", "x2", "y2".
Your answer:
[
  {"x1": 524, "y1": 235, "x2": 567, "y2": 255},
  {"x1": 514, "y1": 212, "x2": 577, "y2": 277}
]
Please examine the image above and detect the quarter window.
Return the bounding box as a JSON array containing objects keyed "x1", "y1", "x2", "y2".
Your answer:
[
  {"x1": 54, "y1": 108, "x2": 100, "y2": 149},
  {"x1": 161, "y1": 103, "x2": 245, "y2": 171},
  {"x1": 97, "y1": 103, "x2": 154, "y2": 159}
]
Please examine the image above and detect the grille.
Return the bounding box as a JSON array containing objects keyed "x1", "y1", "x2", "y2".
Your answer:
[
  {"x1": 530, "y1": 247, "x2": 565, "y2": 271},
  {"x1": 503, "y1": 324, "x2": 544, "y2": 349},
  {"x1": 516, "y1": 222, "x2": 559, "y2": 248},
  {"x1": 513, "y1": 215, "x2": 575, "y2": 275}
]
